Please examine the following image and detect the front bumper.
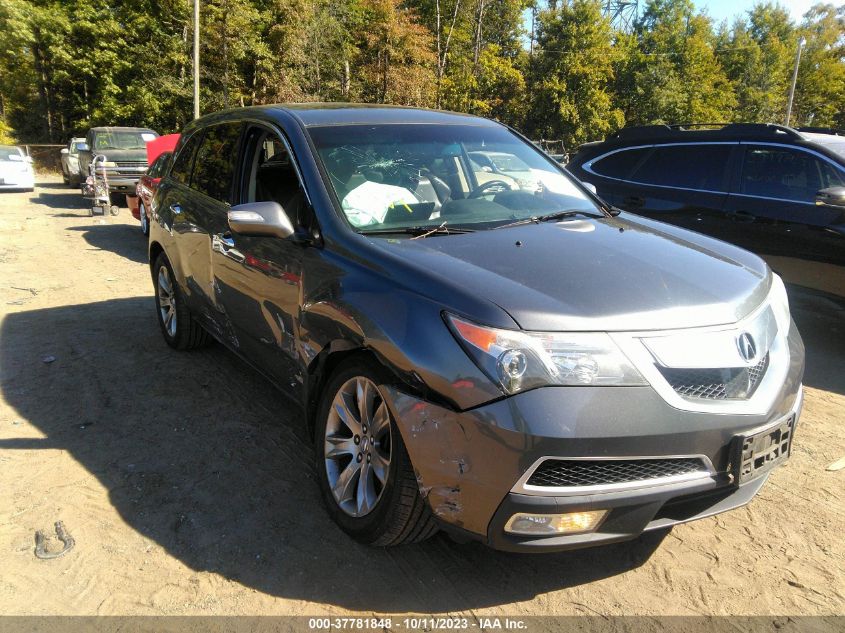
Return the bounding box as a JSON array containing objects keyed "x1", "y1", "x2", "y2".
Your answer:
[
  {"x1": 381, "y1": 324, "x2": 804, "y2": 552},
  {"x1": 104, "y1": 176, "x2": 142, "y2": 194}
]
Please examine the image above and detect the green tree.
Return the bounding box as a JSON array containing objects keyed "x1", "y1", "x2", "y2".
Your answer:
[
  {"x1": 716, "y1": 3, "x2": 796, "y2": 123},
  {"x1": 526, "y1": 0, "x2": 624, "y2": 146},
  {"x1": 621, "y1": 0, "x2": 736, "y2": 124},
  {"x1": 794, "y1": 3, "x2": 845, "y2": 127}
]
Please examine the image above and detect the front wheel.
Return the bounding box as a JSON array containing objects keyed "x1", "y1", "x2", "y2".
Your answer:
[{"x1": 315, "y1": 358, "x2": 437, "y2": 546}]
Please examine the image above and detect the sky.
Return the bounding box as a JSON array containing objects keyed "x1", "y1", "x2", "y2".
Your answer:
[{"x1": 695, "y1": 0, "x2": 818, "y2": 25}]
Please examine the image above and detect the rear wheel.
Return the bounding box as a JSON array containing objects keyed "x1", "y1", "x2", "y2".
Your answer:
[
  {"x1": 153, "y1": 253, "x2": 210, "y2": 350},
  {"x1": 139, "y1": 202, "x2": 149, "y2": 236},
  {"x1": 315, "y1": 358, "x2": 438, "y2": 546}
]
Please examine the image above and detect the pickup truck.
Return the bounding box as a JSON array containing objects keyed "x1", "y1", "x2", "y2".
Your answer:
[{"x1": 78, "y1": 126, "x2": 159, "y2": 197}]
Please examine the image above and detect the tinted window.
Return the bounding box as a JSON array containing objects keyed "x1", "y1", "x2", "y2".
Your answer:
[
  {"x1": 93, "y1": 129, "x2": 157, "y2": 150},
  {"x1": 741, "y1": 146, "x2": 845, "y2": 202},
  {"x1": 192, "y1": 123, "x2": 242, "y2": 202},
  {"x1": 591, "y1": 148, "x2": 650, "y2": 179},
  {"x1": 148, "y1": 152, "x2": 172, "y2": 178},
  {"x1": 631, "y1": 144, "x2": 732, "y2": 191},
  {"x1": 170, "y1": 132, "x2": 203, "y2": 185}
]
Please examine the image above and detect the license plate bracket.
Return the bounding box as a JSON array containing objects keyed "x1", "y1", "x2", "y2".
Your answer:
[{"x1": 733, "y1": 415, "x2": 795, "y2": 484}]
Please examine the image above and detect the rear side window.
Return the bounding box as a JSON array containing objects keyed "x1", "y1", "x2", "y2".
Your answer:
[
  {"x1": 631, "y1": 144, "x2": 733, "y2": 191},
  {"x1": 192, "y1": 123, "x2": 243, "y2": 203},
  {"x1": 170, "y1": 132, "x2": 203, "y2": 185},
  {"x1": 741, "y1": 146, "x2": 845, "y2": 202},
  {"x1": 591, "y1": 148, "x2": 650, "y2": 179}
]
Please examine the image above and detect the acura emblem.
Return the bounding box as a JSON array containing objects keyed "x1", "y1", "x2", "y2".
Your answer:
[{"x1": 737, "y1": 332, "x2": 757, "y2": 362}]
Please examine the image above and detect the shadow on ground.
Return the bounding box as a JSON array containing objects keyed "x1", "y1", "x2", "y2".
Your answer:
[
  {"x1": 0, "y1": 298, "x2": 669, "y2": 611},
  {"x1": 787, "y1": 285, "x2": 845, "y2": 396},
  {"x1": 65, "y1": 224, "x2": 147, "y2": 264},
  {"x1": 27, "y1": 182, "x2": 88, "y2": 211}
]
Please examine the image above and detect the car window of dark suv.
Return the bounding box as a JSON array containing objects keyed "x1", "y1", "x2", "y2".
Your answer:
[
  {"x1": 590, "y1": 147, "x2": 651, "y2": 179},
  {"x1": 170, "y1": 132, "x2": 203, "y2": 185},
  {"x1": 192, "y1": 123, "x2": 243, "y2": 203},
  {"x1": 630, "y1": 144, "x2": 733, "y2": 191},
  {"x1": 740, "y1": 146, "x2": 845, "y2": 203}
]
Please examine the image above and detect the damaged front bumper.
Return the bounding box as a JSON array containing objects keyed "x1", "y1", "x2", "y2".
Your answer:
[{"x1": 381, "y1": 354, "x2": 804, "y2": 552}]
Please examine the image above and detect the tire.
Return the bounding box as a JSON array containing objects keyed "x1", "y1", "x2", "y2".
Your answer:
[
  {"x1": 315, "y1": 357, "x2": 438, "y2": 546},
  {"x1": 139, "y1": 201, "x2": 150, "y2": 236},
  {"x1": 62, "y1": 168, "x2": 69, "y2": 185},
  {"x1": 152, "y1": 253, "x2": 210, "y2": 350}
]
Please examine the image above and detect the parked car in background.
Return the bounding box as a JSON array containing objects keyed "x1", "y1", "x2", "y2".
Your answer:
[
  {"x1": 568, "y1": 123, "x2": 845, "y2": 301},
  {"x1": 0, "y1": 145, "x2": 35, "y2": 191},
  {"x1": 78, "y1": 126, "x2": 159, "y2": 200},
  {"x1": 60, "y1": 137, "x2": 86, "y2": 186},
  {"x1": 468, "y1": 150, "x2": 541, "y2": 191},
  {"x1": 128, "y1": 151, "x2": 172, "y2": 236},
  {"x1": 148, "y1": 105, "x2": 804, "y2": 553}
]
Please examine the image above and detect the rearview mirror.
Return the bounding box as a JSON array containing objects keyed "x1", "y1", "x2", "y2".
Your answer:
[
  {"x1": 816, "y1": 187, "x2": 845, "y2": 209},
  {"x1": 228, "y1": 201, "x2": 295, "y2": 239}
]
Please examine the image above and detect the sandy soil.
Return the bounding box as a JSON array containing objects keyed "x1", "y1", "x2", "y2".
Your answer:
[{"x1": 0, "y1": 177, "x2": 843, "y2": 620}]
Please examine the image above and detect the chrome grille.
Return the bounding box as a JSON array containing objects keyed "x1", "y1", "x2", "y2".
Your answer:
[
  {"x1": 658, "y1": 354, "x2": 769, "y2": 400},
  {"x1": 526, "y1": 458, "x2": 708, "y2": 488},
  {"x1": 116, "y1": 161, "x2": 146, "y2": 167}
]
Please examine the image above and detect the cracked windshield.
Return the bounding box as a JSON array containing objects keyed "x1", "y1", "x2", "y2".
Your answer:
[{"x1": 310, "y1": 124, "x2": 600, "y2": 233}]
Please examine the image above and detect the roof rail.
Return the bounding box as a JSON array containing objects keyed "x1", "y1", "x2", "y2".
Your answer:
[
  {"x1": 721, "y1": 123, "x2": 803, "y2": 139},
  {"x1": 610, "y1": 122, "x2": 804, "y2": 141}
]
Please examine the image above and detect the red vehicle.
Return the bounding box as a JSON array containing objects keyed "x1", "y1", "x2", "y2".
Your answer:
[
  {"x1": 128, "y1": 150, "x2": 172, "y2": 236},
  {"x1": 128, "y1": 133, "x2": 180, "y2": 236}
]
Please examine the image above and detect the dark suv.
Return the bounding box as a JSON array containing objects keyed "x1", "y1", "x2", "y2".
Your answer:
[
  {"x1": 568, "y1": 124, "x2": 845, "y2": 301},
  {"x1": 148, "y1": 106, "x2": 804, "y2": 552}
]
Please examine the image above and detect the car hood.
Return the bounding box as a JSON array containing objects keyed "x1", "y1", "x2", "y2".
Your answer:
[{"x1": 369, "y1": 215, "x2": 771, "y2": 332}]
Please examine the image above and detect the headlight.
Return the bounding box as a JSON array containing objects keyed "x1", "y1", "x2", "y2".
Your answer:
[
  {"x1": 769, "y1": 273, "x2": 791, "y2": 332},
  {"x1": 446, "y1": 314, "x2": 646, "y2": 394}
]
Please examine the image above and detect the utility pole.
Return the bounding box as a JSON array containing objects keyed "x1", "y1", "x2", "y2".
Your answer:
[
  {"x1": 193, "y1": 0, "x2": 200, "y2": 119},
  {"x1": 785, "y1": 36, "x2": 805, "y2": 127}
]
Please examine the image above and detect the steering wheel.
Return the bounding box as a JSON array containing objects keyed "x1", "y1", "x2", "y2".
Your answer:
[{"x1": 468, "y1": 180, "x2": 511, "y2": 198}]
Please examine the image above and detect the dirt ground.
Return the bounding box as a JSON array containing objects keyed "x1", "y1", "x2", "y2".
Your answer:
[{"x1": 0, "y1": 176, "x2": 843, "y2": 620}]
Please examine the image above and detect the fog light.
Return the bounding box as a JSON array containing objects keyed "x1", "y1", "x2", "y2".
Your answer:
[{"x1": 504, "y1": 510, "x2": 608, "y2": 536}]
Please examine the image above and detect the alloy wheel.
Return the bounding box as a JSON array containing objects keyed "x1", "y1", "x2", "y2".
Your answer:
[
  {"x1": 140, "y1": 203, "x2": 148, "y2": 234},
  {"x1": 324, "y1": 376, "x2": 392, "y2": 517},
  {"x1": 157, "y1": 266, "x2": 177, "y2": 338}
]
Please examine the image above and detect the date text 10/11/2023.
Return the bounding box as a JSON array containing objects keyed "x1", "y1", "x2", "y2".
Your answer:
[{"x1": 307, "y1": 617, "x2": 529, "y2": 630}]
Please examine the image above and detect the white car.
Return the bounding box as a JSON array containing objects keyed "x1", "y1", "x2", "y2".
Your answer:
[{"x1": 0, "y1": 145, "x2": 35, "y2": 191}]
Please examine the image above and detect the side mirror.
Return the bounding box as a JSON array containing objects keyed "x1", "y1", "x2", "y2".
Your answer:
[
  {"x1": 25, "y1": 156, "x2": 33, "y2": 164},
  {"x1": 816, "y1": 187, "x2": 845, "y2": 209},
  {"x1": 61, "y1": 148, "x2": 69, "y2": 155},
  {"x1": 582, "y1": 181, "x2": 597, "y2": 195},
  {"x1": 228, "y1": 201, "x2": 295, "y2": 239},
  {"x1": 482, "y1": 165, "x2": 493, "y2": 173}
]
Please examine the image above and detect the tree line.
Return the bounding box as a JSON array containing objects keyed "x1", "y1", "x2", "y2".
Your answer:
[{"x1": 1, "y1": 0, "x2": 843, "y2": 149}]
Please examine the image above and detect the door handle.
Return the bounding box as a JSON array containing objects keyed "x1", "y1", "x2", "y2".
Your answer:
[
  {"x1": 732, "y1": 211, "x2": 755, "y2": 223},
  {"x1": 216, "y1": 232, "x2": 235, "y2": 248},
  {"x1": 169, "y1": 203, "x2": 182, "y2": 215},
  {"x1": 623, "y1": 196, "x2": 645, "y2": 209}
]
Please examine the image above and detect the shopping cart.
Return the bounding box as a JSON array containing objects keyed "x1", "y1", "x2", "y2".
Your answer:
[{"x1": 81, "y1": 154, "x2": 119, "y2": 216}]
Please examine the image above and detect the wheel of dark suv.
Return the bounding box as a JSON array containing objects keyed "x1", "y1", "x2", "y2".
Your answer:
[
  {"x1": 153, "y1": 253, "x2": 210, "y2": 350},
  {"x1": 315, "y1": 358, "x2": 438, "y2": 546}
]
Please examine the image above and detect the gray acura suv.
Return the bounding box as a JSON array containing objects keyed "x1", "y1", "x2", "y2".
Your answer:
[{"x1": 148, "y1": 104, "x2": 804, "y2": 552}]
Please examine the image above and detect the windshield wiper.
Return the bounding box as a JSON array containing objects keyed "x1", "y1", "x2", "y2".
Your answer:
[
  {"x1": 495, "y1": 209, "x2": 607, "y2": 230},
  {"x1": 360, "y1": 221, "x2": 475, "y2": 238}
]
